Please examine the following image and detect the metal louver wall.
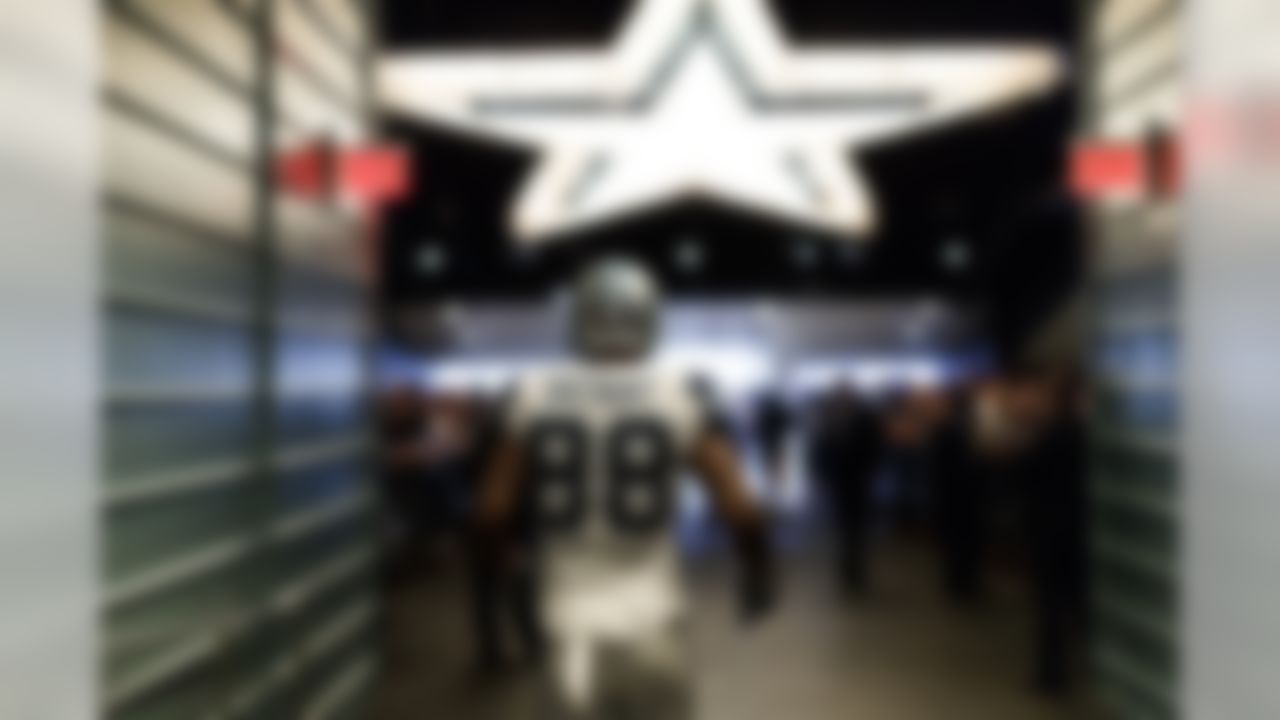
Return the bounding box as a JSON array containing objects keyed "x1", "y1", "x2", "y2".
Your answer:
[
  {"x1": 1085, "y1": 0, "x2": 1182, "y2": 717},
  {"x1": 100, "y1": 1, "x2": 377, "y2": 717}
]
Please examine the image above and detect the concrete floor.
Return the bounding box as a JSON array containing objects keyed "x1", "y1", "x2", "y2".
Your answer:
[{"x1": 371, "y1": 538, "x2": 1085, "y2": 720}]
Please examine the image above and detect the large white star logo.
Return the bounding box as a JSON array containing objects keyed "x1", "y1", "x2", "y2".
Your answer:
[{"x1": 379, "y1": 0, "x2": 1064, "y2": 246}]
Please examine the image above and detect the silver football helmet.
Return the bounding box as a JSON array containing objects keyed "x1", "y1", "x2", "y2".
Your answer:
[{"x1": 569, "y1": 257, "x2": 661, "y2": 360}]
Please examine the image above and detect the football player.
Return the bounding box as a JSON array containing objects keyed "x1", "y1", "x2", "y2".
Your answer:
[{"x1": 474, "y1": 257, "x2": 775, "y2": 719}]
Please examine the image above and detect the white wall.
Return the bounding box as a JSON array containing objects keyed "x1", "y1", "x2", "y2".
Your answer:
[
  {"x1": 0, "y1": 4, "x2": 100, "y2": 718},
  {"x1": 1185, "y1": 0, "x2": 1280, "y2": 716}
]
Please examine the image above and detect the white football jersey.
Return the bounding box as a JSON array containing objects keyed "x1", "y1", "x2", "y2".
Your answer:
[{"x1": 507, "y1": 361, "x2": 711, "y2": 641}]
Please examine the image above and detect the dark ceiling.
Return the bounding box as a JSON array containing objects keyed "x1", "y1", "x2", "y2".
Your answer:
[
  {"x1": 376, "y1": 0, "x2": 1081, "y2": 349},
  {"x1": 380, "y1": 0, "x2": 1075, "y2": 48}
]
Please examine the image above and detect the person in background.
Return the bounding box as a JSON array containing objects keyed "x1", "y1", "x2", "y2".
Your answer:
[
  {"x1": 810, "y1": 383, "x2": 883, "y2": 596},
  {"x1": 420, "y1": 395, "x2": 472, "y2": 543},
  {"x1": 378, "y1": 385, "x2": 433, "y2": 585},
  {"x1": 883, "y1": 390, "x2": 934, "y2": 536},
  {"x1": 930, "y1": 383, "x2": 988, "y2": 606},
  {"x1": 755, "y1": 389, "x2": 792, "y2": 497},
  {"x1": 1015, "y1": 369, "x2": 1088, "y2": 695},
  {"x1": 462, "y1": 393, "x2": 545, "y2": 675}
]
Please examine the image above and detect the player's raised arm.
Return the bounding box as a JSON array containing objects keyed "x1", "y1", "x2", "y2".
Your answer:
[{"x1": 690, "y1": 430, "x2": 776, "y2": 623}]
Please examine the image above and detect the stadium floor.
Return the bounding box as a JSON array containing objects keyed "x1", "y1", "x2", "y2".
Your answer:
[{"x1": 372, "y1": 537, "x2": 1084, "y2": 720}]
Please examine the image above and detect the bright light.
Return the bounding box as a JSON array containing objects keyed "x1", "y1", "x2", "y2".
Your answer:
[
  {"x1": 655, "y1": 342, "x2": 774, "y2": 395},
  {"x1": 379, "y1": 0, "x2": 1064, "y2": 246},
  {"x1": 424, "y1": 349, "x2": 956, "y2": 402},
  {"x1": 940, "y1": 237, "x2": 972, "y2": 273},
  {"x1": 423, "y1": 342, "x2": 774, "y2": 397},
  {"x1": 424, "y1": 357, "x2": 549, "y2": 393},
  {"x1": 791, "y1": 356, "x2": 950, "y2": 394},
  {"x1": 673, "y1": 237, "x2": 704, "y2": 273},
  {"x1": 416, "y1": 244, "x2": 448, "y2": 275}
]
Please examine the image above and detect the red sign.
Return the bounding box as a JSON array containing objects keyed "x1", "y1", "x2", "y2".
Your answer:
[
  {"x1": 276, "y1": 141, "x2": 333, "y2": 198},
  {"x1": 1070, "y1": 141, "x2": 1145, "y2": 196},
  {"x1": 339, "y1": 146, "x2": 411, "y2": 204},
  {"x1": 1070, "y1": 131, "x2": 1181, "y2": 199},
  {"x1": 276, "y1": 141, "x2": 410, "y2": 204},
  {"x1": 276, "y1": 141, "x2": 412, "y2": 281}
]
